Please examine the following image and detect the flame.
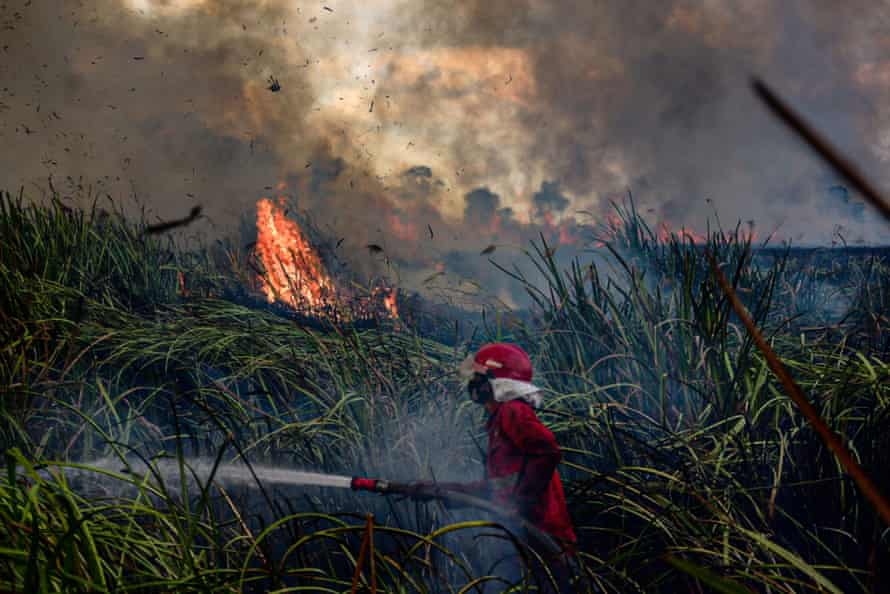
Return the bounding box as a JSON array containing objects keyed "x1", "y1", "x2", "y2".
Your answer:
[
  {"x1": 255, "y1": 197, "x2": 338, "y2": 312},
  {"x1": 388, "y1": 214, "x2": 419, "y2": 242},
  {"x1": 594, "y1": 214, "x2": 757, "y2": 247},
  {"x1": 657, "y1": 222, "x2": 708, "y2": 244},
  {"x1": 253, "y1": 194, "x2": 399, "y2": 322},
  {"x1": 558, "y1": 223, "x2": 578, "y2": 245},
  {"x1": 383, "y1": 288, "x2": 399, "y2": 319}
]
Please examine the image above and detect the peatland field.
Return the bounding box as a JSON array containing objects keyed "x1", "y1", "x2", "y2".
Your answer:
[{"x1": 1, "y1": 191, "x2": 889, "y2": 593}]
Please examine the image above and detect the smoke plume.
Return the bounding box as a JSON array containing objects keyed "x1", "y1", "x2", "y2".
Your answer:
[{"x1": 2, "y1": 0, "x2": 889, "y2": 305}]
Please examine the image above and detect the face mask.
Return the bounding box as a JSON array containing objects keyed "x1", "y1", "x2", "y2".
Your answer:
[{"x1": 466, "y1": 373, "x2": 493, "y2": 404}]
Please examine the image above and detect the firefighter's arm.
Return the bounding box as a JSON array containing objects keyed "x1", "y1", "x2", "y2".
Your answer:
[{"x1": 498, "y1": 404, "x2": 561, "y2": 507}]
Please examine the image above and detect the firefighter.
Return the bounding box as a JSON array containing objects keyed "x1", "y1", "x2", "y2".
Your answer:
[{"x1": 419, "y1": 343, "x2": 577, "y2": 588}]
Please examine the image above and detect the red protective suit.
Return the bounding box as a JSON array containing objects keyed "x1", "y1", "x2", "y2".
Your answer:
[{"x1": 481, "y1": 399, "x2": 576, "y2": 547}]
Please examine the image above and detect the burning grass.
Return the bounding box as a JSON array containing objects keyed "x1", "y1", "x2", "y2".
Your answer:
[
  {"x1": 1, "y1": 189, "x2": 889, "y2": 592},
  {"x1": 254, "y1": 194, "x2": 400, "y2": 323}
]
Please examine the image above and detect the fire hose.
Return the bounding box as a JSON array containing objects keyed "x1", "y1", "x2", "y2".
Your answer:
[{"x1": 350, "y1": 477, "x2": 564, "y2": 558}]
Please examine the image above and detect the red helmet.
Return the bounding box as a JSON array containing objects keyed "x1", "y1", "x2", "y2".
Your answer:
[{"x1": 461, "y1": 343, "x2": 533, "y2": 382}]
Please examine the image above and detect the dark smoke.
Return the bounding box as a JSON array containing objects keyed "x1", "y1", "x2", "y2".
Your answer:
[
  {"x1": 532, "y1": 181, "x2": 569, "y2": 220},
  {"x1": 2, "y1": 0, "x2": 889, "y2": 308},
  {"x1": 463, "y1": 187, "x2": 500, "y2": 224},
  {"x1": 377, "y1": 0, "x2": 890, "y2": 240}
]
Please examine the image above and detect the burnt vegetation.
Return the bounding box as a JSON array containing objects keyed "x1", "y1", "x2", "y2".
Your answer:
[{"x1": 1, "y1": 190, "x2": 889, "y2": 592}]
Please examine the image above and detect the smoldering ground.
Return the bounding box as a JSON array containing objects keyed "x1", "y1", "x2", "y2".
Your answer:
[{"x1": 2, "y1": 0, "x2": 890, "y2": 307}]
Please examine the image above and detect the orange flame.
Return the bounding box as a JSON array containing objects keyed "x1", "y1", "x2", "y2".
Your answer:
[
  {"x1": 253, "y1": 194, "x2": 399, "y2": 321},
  {"x1": 657, "y1": 222, "x2": 708, "y2": 244},
  {"x1": 558, "y1": 223, "x2": 578, "y2": 245},
  {"x1": 388, "y1": 214, "x2": 419, "y2": 242},
  {"x1": 595, "y1": 214, "x2": 757, "y2": 247},
  {"x1": 383, "y1": 288, "x2": 399, "y2": 319},
  {"x1": 255, "y1": 197, "x2": 338, "y2": 312}
]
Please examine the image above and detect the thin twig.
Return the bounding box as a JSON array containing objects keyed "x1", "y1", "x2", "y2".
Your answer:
[
  {"x1": 707, "y1": 251, "x2": 890, "y2": 526},
  {"x1": 351, "y1": 514, "x2": 376, "y2": 594},
  {"x1": 217, "y1": 483, "x2": 268, "y2": 566},
  {"x1": 368, "y1": 513, "x2": 377, "y2": 593},
  {"x1": 144, "y1": 206, "x2": 203, "y2": 235}
]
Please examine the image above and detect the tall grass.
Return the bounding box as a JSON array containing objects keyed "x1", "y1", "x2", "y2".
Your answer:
[
  {"x1": 1, "y1": 189, "x2": 888, "y2": 592},
  {"x1": 513, "y1": 202, "x2": 890, "y2": 592}
]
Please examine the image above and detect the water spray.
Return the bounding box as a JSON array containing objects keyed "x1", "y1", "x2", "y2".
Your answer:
[{"x1": 22, "y1": 460, "x2": 564, "y2": 556}]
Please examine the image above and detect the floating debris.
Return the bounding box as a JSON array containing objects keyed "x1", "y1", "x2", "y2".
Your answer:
[
  {"x1": 144, "y1": 206, "x2": 202, "y2": 235},
  {"x1": 423, "y1": 271, "x2": 444, "y2": 284}
]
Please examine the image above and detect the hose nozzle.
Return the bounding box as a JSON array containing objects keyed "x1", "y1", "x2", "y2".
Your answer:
[{"x1": 350, "y1": 477, "x2": 392, "y2": 493}]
